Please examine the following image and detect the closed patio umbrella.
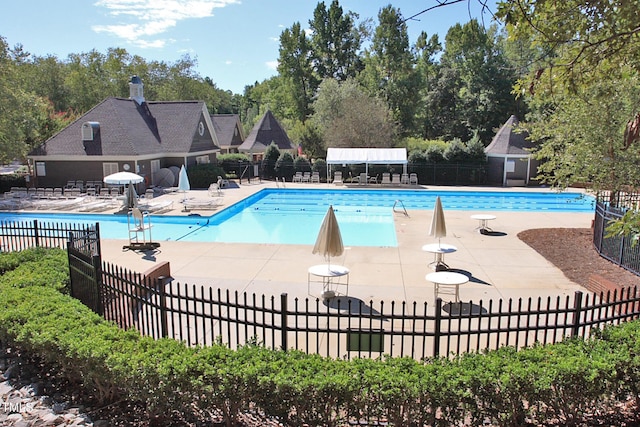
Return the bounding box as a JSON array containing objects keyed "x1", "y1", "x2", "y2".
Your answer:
[
  {"x1": 429, "y1": 196, "x2": 447, "y2": 247},
  {"x1": 312, "y1": 205, "x2": 344, "y2": 267},
  {"x1": 178, "y1": 165, "x2": 190, "y2": 202},
  {"x1": 125, "y1": 183, "x2": 138, "y2": 209}
]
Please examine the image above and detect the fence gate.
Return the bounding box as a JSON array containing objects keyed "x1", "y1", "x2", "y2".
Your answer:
[{"x1": 67, "y1": 224, "x2": 103, "y2": 315}]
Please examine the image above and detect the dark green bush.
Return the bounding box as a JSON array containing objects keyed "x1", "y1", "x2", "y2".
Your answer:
[
  {"x1": 185, "y1": 163, "x2": 226, "y2": 189},
  {"x1": 0, "y1": 247, "x2": 69, "y2": 292},
  {"x1": 0, "y1": 247, "x2": 638, "y2": 426}
]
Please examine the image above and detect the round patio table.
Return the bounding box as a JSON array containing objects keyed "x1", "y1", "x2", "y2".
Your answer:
[
  {"x1": 422, "y1": 243, "x2": 457, "y2": 271},
  {"x1": 426, "y1": 271, "x2": 469, "y2": 302},
  {"x1": 308, "y1": 264, "x2": 350, "y2": 299},
  {"x1": 471, "y1": 214, "x2": 496, "y2": 233}
]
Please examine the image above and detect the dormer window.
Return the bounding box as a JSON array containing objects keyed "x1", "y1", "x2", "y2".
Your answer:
[{"x1": 82, "y1": 122, "x2": 100, "y2": 141}]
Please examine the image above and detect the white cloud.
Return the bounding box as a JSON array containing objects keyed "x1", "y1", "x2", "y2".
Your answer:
[
  {"x1": 265, "y1": 60, "x2": 278, "y2": 71},
  {"x1": 92, "y1": 0, "x2": 240, "y2": 47}
]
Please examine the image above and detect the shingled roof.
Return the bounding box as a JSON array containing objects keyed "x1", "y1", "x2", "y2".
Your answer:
[
  {"x1": 484, "y1": 115, "x2": 533, "y2": 157},
  {"x1": 211, "y1": 113, "x2": 244, "y2": 151},
  {"x1": 30, "y1": 97, "x2": 218, "y2": 157},
  {"x1": 238, "y1": 110, "x2": 294, "y2": 153}
]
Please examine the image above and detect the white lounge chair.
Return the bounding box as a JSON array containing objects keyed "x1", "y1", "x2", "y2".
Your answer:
[
  {"x1": 292, "y1": 172, "x2": 303, "y2": 183},
  {"x1": 391, "y1": 174, "x2": 401, "y2": 186},
  {"x1": 139, "y1": 200, "x2": 174, "y2": 213},
  {"x1": 182, "y1": 198, "x2": 220, "y2": 211},
  {"x1": 381, "y1": 173, "x2": 391, "y2": 185},
  {"x1": 76, "y1": 199, "x2": 114, "y2": 212},
  {"x1": 409, "y1": 173, "x2": 418, "y2": 185},
  {"x1": 311, "y1": 172, "x2": 320, "y2": 183},
  {"x1": 401, "y1": 173, "x2": 410, "y2": 185}
]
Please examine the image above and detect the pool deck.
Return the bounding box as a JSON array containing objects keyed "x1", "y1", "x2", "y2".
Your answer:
[{"x1": 92, "y1": 180, "x2": 594, "y2": 305}]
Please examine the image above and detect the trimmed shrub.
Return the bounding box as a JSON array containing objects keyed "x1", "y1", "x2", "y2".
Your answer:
[{"x1": 0, "y1": 248, "x2": 637, "y2": 426}]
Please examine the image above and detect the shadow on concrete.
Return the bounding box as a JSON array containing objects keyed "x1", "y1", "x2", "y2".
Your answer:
[
  {"x1": 479, "y1": 229, "x2": 507, "y2": 237},
  {"x1": 323, "y1": 296, "x2": 384, "y2": 318},
  {"x1": 442, "y1": 301, "x2": 488, "y2": 315},
  {"x1": 446, "y1": 268, "x2": 492, "y2": 286}
]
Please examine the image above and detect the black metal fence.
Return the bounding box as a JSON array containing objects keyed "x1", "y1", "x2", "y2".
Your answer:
[
  {"x1": 258, "y1": 160, "x2": 489, "y2": 186},
  {"x1": 593, "y1": 195, "x2": 640, "y2": 276},
  {"x1": 5, "y1": 218, "x2": 640, "y2": 360},
  {"x1": 0, "y1": 219, "x2": 98, "y2": 252},
  {"x1": 94, "y1": 259, "x2": 640, "y2": 359},
  {"x1": 67, "y1": 224, "x2": 103, "y2": 314}
]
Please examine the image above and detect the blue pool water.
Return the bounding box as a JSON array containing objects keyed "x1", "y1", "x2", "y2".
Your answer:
[{"x1": 0, "y1": 189, "x2": 595, "y2": 247}]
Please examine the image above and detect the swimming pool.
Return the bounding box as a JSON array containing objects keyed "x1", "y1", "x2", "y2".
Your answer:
[{"x1": 0, "y1": 188, "x2": 595, "y2": 247}]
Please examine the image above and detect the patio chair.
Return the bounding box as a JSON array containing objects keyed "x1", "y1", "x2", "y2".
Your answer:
[
  {"x1": 358, "y1": 173, "x2": 368, "y2": 185},
  {"x1": 381, "y1": 173, "x2": 391, "y2": 185},
  {"x1": 311, "y1": 172, "x2": 320, "y2": 183},
  {"x1": 302, "y1": 172, "x2": 311, "y2": 183},
  {"x1": 333, "y1": 171, "x2": 343, "y2": 185},
  {"x1": 217, "y1": 176, "x2": 229, "y2": 188},
  {"x1": 391, "y1": 174, "x2": 401, "y2": 185},
  {"x1": 292, "y1": 172, "x2": 303, "y2": 183},
  {"x1": 409, "y1": 173, "x2": 418, "y2": 185},
  {"x1": 401, "y1": 173, "x2": 410, "y2": 185}
]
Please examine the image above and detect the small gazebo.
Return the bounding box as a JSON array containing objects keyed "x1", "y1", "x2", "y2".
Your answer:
[{"x1": 485, "y1": 115, "x2": 538, "y2": 186}]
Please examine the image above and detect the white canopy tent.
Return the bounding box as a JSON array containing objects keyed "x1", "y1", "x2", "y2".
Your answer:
[{"x1": 325, "y1": 148, "x2": 408, "y2": 180}]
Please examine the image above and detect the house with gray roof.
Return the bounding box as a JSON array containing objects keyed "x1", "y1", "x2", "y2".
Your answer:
[
  {"x1": 210, "y1": 113, "x2": 244, "y2": 154},
  {"x1": 484, "y1": 115, "x2": 539, "y2": 186},
  {"x1": 238, "y1": 110, "x2": 295, "y2": 160},
  {"x1": 28, "y1": 76, "x2": 220, "y2": 188}
]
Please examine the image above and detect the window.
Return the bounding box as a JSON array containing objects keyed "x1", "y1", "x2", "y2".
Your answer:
[
  {"x1": 82, "y1": 122, "x2": 100, "y2": 141},
  {"x1": 196, "y1": 155, "x2": 210, "y2": 164},
  {"x1": 35, "y1": 162, "x2": 46, "y2": 177},
  {"x1": 103, "y1": 162, "x2": 119, "y2": 177}
]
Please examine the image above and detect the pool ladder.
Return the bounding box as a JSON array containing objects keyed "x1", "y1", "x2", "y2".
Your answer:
[{"x1": 393, "y1": 199, "x2": 409, "y2": 217}]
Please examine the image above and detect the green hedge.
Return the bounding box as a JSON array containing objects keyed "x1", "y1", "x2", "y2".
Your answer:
[{"x1": 0, "y1": 248, "x2": 638, "y2": 426}]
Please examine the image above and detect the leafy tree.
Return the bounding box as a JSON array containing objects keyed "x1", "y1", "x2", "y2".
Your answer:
[
  {"x1": 277, "y1": 22, "x2": 317, "y2": 122},
  {"x1": 309, "y1": 0, "x2": 364, "y2": 81},
  {"x1": 359, "y1": 6, "x2": 420, "y2": 136},
  {"x1": 0, "y1": 37, "x2": 62, "y2": 164},
  {"x1": 296, "y1": 121, "x2": 325, "y2": 159},
  {"x1": 497, "y1": 0, "x2": 640, "y2": 192},
  {"x1": 422, "y1": 66, "x2": 465, "y2": 140},
  {"x1": 312, "y1": 78, "x2": 395, "y2": 148},
  {"x1": 438, "y1": 21, "x2": 518, "y2": 143},
  {"x1": 528, "y1": 72, "x2": 640, "y2": 190},
  {"x1": 497, "y1": 0, "x2": 640, "y2": 93},
  {"x1": 413, "y1": 31, "x2": 443, "y2": 139}
]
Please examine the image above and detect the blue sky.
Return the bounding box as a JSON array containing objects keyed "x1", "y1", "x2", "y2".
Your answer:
[{"x1": 0, "y1": 0, "x2": 499, "y2": 94}]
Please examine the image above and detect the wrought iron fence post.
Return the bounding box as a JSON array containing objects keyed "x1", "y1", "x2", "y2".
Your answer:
[
  {"x1": 91, "y1": 254, "x2": 104, "y2": 316},
  {"x1": 157, "y1": 277, "x2": 169, "y2": 338},
  {"x1": 33, "y1": 219, "x2": 39, "y2": 248},
  {"x1": 280, "y1": 293, "x2": 288, "y2": 351},
  {"x1": 434, "y1": 297, "x2": 442, "y2": 358},
  {"x1": 571, "y1": 291, "x2": 584, "y2": 338}
]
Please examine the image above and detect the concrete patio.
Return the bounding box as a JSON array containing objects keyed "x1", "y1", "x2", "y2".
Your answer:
[{"x1": 98, "y1": 181, "x2": 594, "y2": 306}]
